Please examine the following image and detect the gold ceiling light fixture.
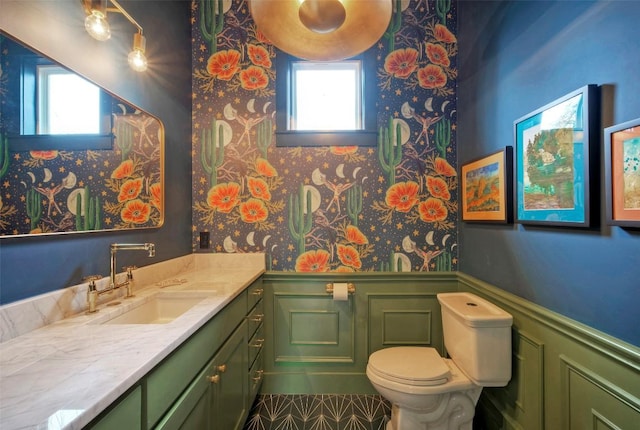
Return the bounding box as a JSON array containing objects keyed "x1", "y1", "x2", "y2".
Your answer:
[
  {"x1": 249, "y1": 0, "x2": 393, "y2": 61},
  {"x1": 81, "y1": 0, "x2": 148, "y2": 72}
]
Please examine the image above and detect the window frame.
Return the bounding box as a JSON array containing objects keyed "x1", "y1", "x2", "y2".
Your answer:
[{"x1": 275, "y1": 49, "x2": 378, "y2": 147}]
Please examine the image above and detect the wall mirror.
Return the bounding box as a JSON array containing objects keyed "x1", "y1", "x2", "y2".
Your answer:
[{"x1": 0, "y1": 31, "x2": 164, "y2": 237}]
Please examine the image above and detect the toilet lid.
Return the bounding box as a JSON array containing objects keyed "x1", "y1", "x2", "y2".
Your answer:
[{"x1": 368, "y1": 347, "x2": 450, "y2": 386}]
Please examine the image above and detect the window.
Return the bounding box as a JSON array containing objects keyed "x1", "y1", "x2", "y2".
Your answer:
[
  {"x1": 37, "y1": 65, "x2": 101, "y2": 135},
  {"x1": 275, "y1": 50, "x2": 377, "y2": 147}
]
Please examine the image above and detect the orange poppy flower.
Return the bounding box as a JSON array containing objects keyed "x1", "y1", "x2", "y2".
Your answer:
[
  {"x1": 426, "y1": 176, "x2": 451, "y2": 200},
  {"x1": 29, "y1": 150, "x2": 58, "y2": 160},
  {"x1": 384, "y1": 48, "x2": 419, "y2": 79},
  {"x1": 434, "y1": 157, "x2": 457, "y2": 177},
  {"x1": 385, "y1": 181, "x2": 420, "y2": 213},
  {"x1": 417, "y1": 65, "x2": 447, "y2": 89},
  {"x1": 337, "y1": 244, "x2": 362, "y2": 269},
  {"x1": 247, "y1": 177, "x2": 271, "y2": 201},
  {"x1": 295, "y1": 249, "x2": 330, "y2": 272},
  {"x1": 207, "y1": 182, "x2": 241, "y2": 213},
  {"x1": 345, "y1": 225, "x2": 368, "y2": 245},
  {"x1": 239, "y1": 198, "x2": 268, "y2": 223},
  {"x1": 247, "y1": 44, "x2": 272, "y2": 68},
  {"x1": 149, "y1": 183, "x2": 162, "y2": 209},
  {"x1": 111, "y1": 159, "x2": 134, "y2": 179},
  {"x1": 121, "y1": 199, "x2": 150, "y2": 224},
  {"x1": 207, "y1": 50, "x2": 241, "y2": 80},
  {"x1": 329, "y1": 146, "x2": 358, "y2": 155},
  {"x1": 418, "y1": 198, "x2": 448, "y2": 222},
  {"x1": 434, "y1": 24, "x2": 457, "y2": 44},
  {"x1": 240, "y1": 66, "x2": 269, "y2": 90},
  {"x1": 118, "y1": 178, "x2": 143, "y2": 202},
  {"x1": 425, "y1": 43, "x2": 450, "y2": 67},
  {"x1": 255, "y1": 158, "x2": 278, "y2": 177}
]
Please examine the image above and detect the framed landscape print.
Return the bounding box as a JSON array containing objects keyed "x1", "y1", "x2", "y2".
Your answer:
[
  {"x1": 604, "y1": 117, "x2": 640, "y2": 227},
  {"x1": 461, "y1": 147, "x2": 513, "y2": 223},
  {"x1": 514, "y1": 84, "x2": 599, "y2": 227}
]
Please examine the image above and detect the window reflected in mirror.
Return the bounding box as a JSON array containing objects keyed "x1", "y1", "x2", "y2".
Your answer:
[{"x1": 0, "y1": 31, "x2": 164, "y2": 237}]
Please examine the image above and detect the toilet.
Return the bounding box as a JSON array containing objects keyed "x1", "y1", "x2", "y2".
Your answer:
[{"x1": 366, "y1": 292, "x2": 513, "y2": 430}]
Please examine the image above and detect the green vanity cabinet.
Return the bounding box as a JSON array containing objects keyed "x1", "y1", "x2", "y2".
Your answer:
[{"x1": 87, "y1": 385, "x2": 142, "y2": 430}]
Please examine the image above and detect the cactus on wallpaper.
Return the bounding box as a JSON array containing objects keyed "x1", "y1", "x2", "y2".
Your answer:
[
  {"x1": 0, "y1": 133, "x2": 9, "y2": 180},
  {"x1": 115, "y1": 121, "x2": 134, "y2": 160},
  {"x1": 201, "y1": 119, "x2": 225, "y2": 187},
  {"x1": 380, "y1": 251, "x2": 403, "y2": 272},
  {"x1": 75, "y1": 186, "x2": 101, "y2": 231},
  {"x1": 256, "y1": 117, "x2": 273, "y2": 158},
  {"x1": 200, "y1": 0, "x2": 225, "y2": 54},
  {"x1": 436, "y1": 0, "x2": 451, "y2": 25},
  {"x1": 434, "y1": 118, "x2": 451, "y2": 158},
  {"x1": 435, "y1": 250, "x2": 452, "y2": 271},
  {"x1": 288, "y1": 183, "x2": 313, "y2": 254},
  {"x1": 378, "y1": 116, "x2": 403, "y2": 185},
  {"x1": 26, "y1": 189, "x2": 42, "y2": 231},
  {"x1": 383, "y1": 0, "x2": 403, "y2": 52},
  {"x1": 346, "y1": 183, "x2": 362, "y2": 226}
]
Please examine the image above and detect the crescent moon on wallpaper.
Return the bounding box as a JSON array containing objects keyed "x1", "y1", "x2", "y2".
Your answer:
[
  {"x1": 426, "y1": 231, "x2": 435, "y2": 246},
  {"x1": 402, "y1": 235, "x2": 417, "y2": 253},
  {"x1": 352, "y1": 167, "x2": 361, "y2": 179},
  {"x1": 20, "y1": 181, "x2": 27, "y2": 188},
  {"x1": 62, "y1": 172, "x2": 77, "y2": 189},
  {"x1": 246, "y1": 231, "x2": 255, "y2": 246},
  {"x1": 441, "y1": 100, "x2": 450, "y2": 112},
  {"x1": 223, "y1": 103, "x2": 237, "y2": 120},
  {"x1": 247, "y1": 98, "x2": 256, "y2": 113},
  {"x1": 262, "y1": 235, "x2": 271, "y2": 247},
  {"x1": 442, "y1": 233, "x2": 451, "y2": 247},
  {"x1": 450, "y1": 243, "x2": 457, "y2": 252},
  {"x1": 336, "y1": 164, "x2": 345, "y2": 178},
  {"x1": 43, "y1": 168, "x2": 52, "y2": 183},
  {"x1": 263, "y1": 101, "x2": 271, "y2": 113},
  {"x1": 401, "y1": 102, "x2": 414, "y2": 119},
  {"x1": 396, "y1": 253, "x2": 412, "y2": 272},
  {"x1": 304, "y1": 185, "x2": 322, "y2": 214},
  {"x1": 449, "y1": 110, "x2": 457, "y2": 118},
  {"x1": 271, "y1": 244, "x2": 278, "y2": 251},
  {"x1": 27, "y1": 172, "x2": 36, "y2": 183},
  {"x1": 67, "y1": 189, "x2": 83, "y2": 215},
  {"x1": 311, "y1": 168, "x2": 326, "y2": 185},
  {"x1": 425, "y1": 97, "x2": 434, "y2": 112},
  {"x1": 223, "y1": 236, "x2": 237, "y2": 253}
]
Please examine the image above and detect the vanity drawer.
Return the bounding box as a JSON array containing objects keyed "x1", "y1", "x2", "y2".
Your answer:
[
  {"x1": 247, "y1": 278, "x2": 264, "y2": 311},
  {"x1": 247, "y1": 298, "x2": 264, "y2": 336},
  {"x1": 249, "y1": 350, "x2": 264, "y2": 401},
  {"x1": 145, "y1": 291, "x2": 247, "y2": 428},
  {"x1": 248, "y1": 323, "x2": 264, "y2": 368}
]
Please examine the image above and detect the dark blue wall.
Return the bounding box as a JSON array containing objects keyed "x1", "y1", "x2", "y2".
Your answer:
[
  {"x1": 458, "y1": 0, "x2": 640, "y2": 346},
  {"x1": 0, "y1": 1, "x2": 192, "y2": 304}
]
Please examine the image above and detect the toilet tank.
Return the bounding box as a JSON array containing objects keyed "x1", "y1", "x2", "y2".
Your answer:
[{"x1": 437, "y1": 292, "x2": 513, "y2": 387}]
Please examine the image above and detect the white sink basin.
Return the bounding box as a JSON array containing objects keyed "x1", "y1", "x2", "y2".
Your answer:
[
  {"x1": 99, "y1": 295, "x2": 205, "y2": 325},
  {"x1": 165, "y1": 281, "x2": 222, "y2": 293}
]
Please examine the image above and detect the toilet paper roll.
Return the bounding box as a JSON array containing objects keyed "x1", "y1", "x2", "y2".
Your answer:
[{"x1": 332, "y1": 283, "x2": 349, "y2": 301}]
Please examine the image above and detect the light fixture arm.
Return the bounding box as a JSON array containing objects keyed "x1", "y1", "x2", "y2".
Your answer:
[{"x1": 107, "y1": 0, "x2": 143, "y2": 34}]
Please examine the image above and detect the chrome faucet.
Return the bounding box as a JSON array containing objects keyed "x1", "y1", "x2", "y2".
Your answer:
[{"x1": 85, "y1": 242, "x2": 156, "y2": 313}]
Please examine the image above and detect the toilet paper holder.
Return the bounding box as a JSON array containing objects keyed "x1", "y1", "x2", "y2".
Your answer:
[{"x1": 325, "y1": 282, "x2": 356, "y2": 294}]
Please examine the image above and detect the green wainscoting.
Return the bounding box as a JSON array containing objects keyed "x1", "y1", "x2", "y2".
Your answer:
[{"x1": 261, "y1": 272, "x2": 640, "y2": 430}]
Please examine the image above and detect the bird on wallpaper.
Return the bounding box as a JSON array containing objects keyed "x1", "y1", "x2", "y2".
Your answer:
[
  {"x1": 324, "y1": 180, "x2": 356, "y2": 213},
  {"x1": 414, "y1": 247, "x2": 444, "y2": 272},
  {"x1": 405, "y1": 104, "x2": 443, "y2": 148}
]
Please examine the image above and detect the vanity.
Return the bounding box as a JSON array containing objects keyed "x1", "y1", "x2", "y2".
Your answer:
[{"x1": 0, "y1": 253, "x2": 266, "y2": 430}]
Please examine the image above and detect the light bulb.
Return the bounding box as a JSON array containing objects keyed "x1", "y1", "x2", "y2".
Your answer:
[
  {"x1": 128, "y1": 32, "x2": 147, "y2": 72},
  {"x1": 84, "y1": 11, "x2": 111, "y2": 41}
]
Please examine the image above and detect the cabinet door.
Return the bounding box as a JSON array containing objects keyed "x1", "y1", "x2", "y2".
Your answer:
[
  {"x1": 88, "y1": 385, "x2": 141, "y2": 430},
  {"x1": 212, "y1": 320, "x2": 249, "y2": 430}
]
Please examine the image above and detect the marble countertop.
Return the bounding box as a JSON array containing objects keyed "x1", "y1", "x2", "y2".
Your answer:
[{"x1": 0, "y1": 254, "x2": 265, "y2": 430}]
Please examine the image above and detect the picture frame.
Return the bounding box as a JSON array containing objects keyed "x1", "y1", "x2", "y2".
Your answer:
[
  {"x1": 604, "y1": 117, "x2": 640, "y2": 227},
  {"x1": 514, "y1": 84, "x2": 599, "y2": 227},
  {"x1": 461, "y1": 147, "x2": 513, "y2": 223}
]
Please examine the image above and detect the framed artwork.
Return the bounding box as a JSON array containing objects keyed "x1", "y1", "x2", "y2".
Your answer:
[
  {"x1": 514, "y1": 84, "x2": 599, "y2": 227},
  {"x1": 461, "y1": 147, "x2": 513, "y2": 223},
  {"x1": 604, "y1": 118, "x2": 640, "y2": 227}
]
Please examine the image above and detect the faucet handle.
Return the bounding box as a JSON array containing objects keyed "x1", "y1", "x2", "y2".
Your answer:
[
  {"x1": 123, "y1": 265, "x2": 138, "y2": 274},
  {"x1": 83, "y1": 275, "x2": 102, "y2": 291}
]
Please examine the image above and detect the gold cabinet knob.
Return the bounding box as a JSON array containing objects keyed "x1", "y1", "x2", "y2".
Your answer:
[
  {"x1": 252, "y1": 370, "x2": 264, "y2": 382},
  {"x1": 208, "y1": 374, "x2": 220, "y2": 384},
  {"x1": 251, "y1": 288, "x2": 264, "y2": 296},
  {"x1": 250, "y1": 339, "x2": 265, "y2": 348},
  {"x1": 217, "y1": 364, "x2": 227, "y2": 373},
  {"x1": 250, "y1": 314, "x2": 264, "y2": 322}
]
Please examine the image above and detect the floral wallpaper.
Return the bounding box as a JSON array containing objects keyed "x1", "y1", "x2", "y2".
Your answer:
[
  {"x1": 191, "y1": 0, "x2": 458, "y2": 272},
  {"x1": 0, "y1": 36, "x2": 163, "y2": 236}
]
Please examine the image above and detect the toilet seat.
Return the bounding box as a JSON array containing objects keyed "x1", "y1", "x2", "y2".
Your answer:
[{"x1": 367, "y1": 347, "x2": 450, "y2": 386}]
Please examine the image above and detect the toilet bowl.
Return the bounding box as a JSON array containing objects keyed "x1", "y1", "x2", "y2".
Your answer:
[{"x1": 366, "y1": 292, "x2": 512, "y2": 430}]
